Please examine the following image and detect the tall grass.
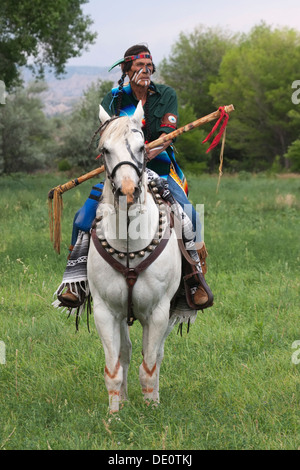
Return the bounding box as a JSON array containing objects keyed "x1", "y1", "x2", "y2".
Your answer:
[{"x1": 0, "y1": 172, "x2": 299, "y2": 450}]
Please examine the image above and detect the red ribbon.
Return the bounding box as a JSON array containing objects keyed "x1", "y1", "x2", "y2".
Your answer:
[{"x1": 202, "y1": 106, "x2": 229, "y2": 153}]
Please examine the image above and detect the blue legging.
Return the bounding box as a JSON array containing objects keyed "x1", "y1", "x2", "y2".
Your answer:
[
  {"x1": 167, "y1": 175, "x2": 202, "y2": 243},
  {"x1": 71, "y1": 183, "x2": 104, "y2": 246}
]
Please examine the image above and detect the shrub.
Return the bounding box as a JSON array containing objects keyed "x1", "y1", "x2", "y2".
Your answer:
[{"x1": 58, "y1": 159, "x2": 72, "y2": 171}]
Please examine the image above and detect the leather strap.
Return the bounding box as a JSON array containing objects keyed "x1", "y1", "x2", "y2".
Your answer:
[
  {"x1": 177, "y1": 237, "x2": 198, "y2": 266},
  {"x1": 110, "y1": 160, "x2": 142, "y2": 180},
  {"x1": 91, "y1": 222, "x2": 172, "y2": 325},
  {"x1": 170, "y1": 210, "x2": 198, "y2": 266}
]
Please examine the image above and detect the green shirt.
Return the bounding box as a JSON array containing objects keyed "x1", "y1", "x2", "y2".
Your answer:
[
  {"x1": 101, "y1": 81, "x2": 178, "y2": 140},
  {"x1": 101, "y1": 82, "x2": 178, "y2": 177}
]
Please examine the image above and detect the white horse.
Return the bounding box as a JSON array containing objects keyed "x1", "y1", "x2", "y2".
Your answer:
[{"x1": 87, "y1": 102, "x2": 182, "y2": 413}]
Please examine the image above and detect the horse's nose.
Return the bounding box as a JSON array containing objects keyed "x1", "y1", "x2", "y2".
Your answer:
[{"x1": 115, "y1": 179, "x2": 140, "y2": 205}]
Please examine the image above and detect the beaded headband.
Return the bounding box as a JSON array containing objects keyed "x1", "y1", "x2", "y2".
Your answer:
[{"x1": 109, "y1": 53, "x2": 152, "y2": 72}]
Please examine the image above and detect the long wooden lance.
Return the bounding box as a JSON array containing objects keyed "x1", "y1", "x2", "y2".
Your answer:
[{"x1": 48, "y1": 104, "x2": 234, "y2": 253}]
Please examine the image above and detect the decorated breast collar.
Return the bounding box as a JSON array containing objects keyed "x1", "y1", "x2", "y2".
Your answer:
[{"x1": 93, "y1": 181, "x2": 169, "y2": 259}]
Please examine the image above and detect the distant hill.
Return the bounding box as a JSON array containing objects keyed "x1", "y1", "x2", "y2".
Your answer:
[{"x1": 22, "y1": 65, "x2": 120, "y2": 116}]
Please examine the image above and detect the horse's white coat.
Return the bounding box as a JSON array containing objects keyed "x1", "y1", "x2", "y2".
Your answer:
[{"x1": 87, "y1": 103, "x2": 181, "y2": 412}]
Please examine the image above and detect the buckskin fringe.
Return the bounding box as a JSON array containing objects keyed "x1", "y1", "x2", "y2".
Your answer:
[{"x1": 48, "y1": 188, "x2": 63, "y2": 254}]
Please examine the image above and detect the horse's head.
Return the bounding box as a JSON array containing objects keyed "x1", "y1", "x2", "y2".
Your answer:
[{"x1": 98, "y1": 102, "x2": 146, "y2": 206}]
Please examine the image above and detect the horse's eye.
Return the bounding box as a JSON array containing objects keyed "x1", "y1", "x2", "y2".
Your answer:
[{"x1": 140, "y1": 145, "x2": 145, "y2": 153}]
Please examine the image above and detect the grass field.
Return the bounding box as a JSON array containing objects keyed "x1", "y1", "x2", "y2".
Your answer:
[{"x1": 0, "y1": 171, "x2": 299, "y2": 450}]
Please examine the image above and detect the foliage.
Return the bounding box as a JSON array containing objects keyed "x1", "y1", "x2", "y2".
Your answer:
[
  {"x1": 174, "y1": 104, "x2": 210, "y2": 174},
  {"x1": 159, "y1": 25, "x2": 237, "y2": 117},
  {"x1": 160, "y1": 23, "x2": 300, "y2": 173},
  {"x1": 54, "y1": 80, "x2": 113, "y2": 170},
  {"x1": 58, "y1": 158, "x2": 72, "y2": 172},
  {"x1": 284, "y1": 138, "x2": 300, "y2": 171},
  {"x1": 284, "y1": 108, "x2": 300, "y2": 171},
  {"x1": 160, "y1": 24, "x2": 237, "y2": 173},
  {"x1": 209, "y1": 23, "x2": 300, "y2": 171},
  {"x1": 0, "y1": 81, "x2": 56, "y2": 173},
  {"x1": 1, "y1": 21, "x2": 300, "y2": 175},
  {"x1": 0, "y1": 79, "x2": 113, "y2": 175},
  {"x1": 0, "y1": 173, "x2": 299, "y2": 449},
  {"x1": 0, "y1": 0, "x2": 96, "y2": 89}
]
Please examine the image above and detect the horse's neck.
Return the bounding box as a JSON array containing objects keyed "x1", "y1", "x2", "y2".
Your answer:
[{"x1": 96, "y1": 180, "x2": 159, "y2": 253}]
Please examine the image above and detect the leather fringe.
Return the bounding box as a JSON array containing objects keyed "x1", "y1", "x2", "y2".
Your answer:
[
  {"x1": 62, "y1": 293, "x2": 92, "y2": 332},
  {"x1": 48, "y1": 188, "x2": 63, "y2": 254}
]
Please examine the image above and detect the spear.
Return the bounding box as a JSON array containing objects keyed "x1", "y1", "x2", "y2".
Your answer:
[
  {"x1": 48, "y1": 104, "x2": 234, "y2": 253},
  {"x1": 148, "y1": 104, "x2": 234, "y2": 150},
  {"x1": 48, "y1": 104, "x2": 234, "y2": 199}
]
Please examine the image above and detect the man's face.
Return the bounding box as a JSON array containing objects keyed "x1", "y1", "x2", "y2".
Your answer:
[{"x1": 128, "y1": 58, "x2": 153, "y2": 87}]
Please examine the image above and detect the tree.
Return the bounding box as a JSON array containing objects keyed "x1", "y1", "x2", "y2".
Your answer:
[
  {"x1": 209, "y1": 23, "x2": 300, "y2": 171},
  {"x1": 284, "y1": 108, "x2": 300, "y2": 171},
  {"x1": 0, "y1": 0, "x2": 96, "y2": 89},
  {"x1": 159, "y1": 25, "x2": 237, "y2": 172},
  {"x1": 159, "y1": 25, "x2": 237, "y2": 118},
  {"x1": 284, "y1": 139, "x2": 300, "y2": 171},
  {"x1": 55, "y1": 80, "x2": 113, "y2": 170},
  {"x1": 0, "y1": 82, "x2": 56, "y2": 173},
  {"x1": 174, "y1": 104, "x2": 210, "y2": 174}
]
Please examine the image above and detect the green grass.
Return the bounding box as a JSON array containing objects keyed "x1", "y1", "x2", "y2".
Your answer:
[{"x1": 0, "y1": 172, "x2": 299, "y2": 450}]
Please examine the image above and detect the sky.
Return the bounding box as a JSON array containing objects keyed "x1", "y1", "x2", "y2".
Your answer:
[{"x1": 67, "y1": 0, "x2": 300, "y2": 68}]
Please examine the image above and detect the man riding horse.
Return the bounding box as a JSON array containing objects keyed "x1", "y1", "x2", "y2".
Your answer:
[{"x1": 55, "y1": 44, "x2": 213, "y2": 310}]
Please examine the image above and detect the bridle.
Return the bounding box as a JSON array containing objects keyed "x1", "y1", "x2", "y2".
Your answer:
[
  {"x1": 98, "y1": 116, "x2": 147, "y2": 198},
  {"x1": 108, "y1": 159, "x2": 142, "y2": 179}
]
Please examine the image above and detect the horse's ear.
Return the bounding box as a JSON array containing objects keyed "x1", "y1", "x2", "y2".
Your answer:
[
  {"x1": 131, "y1": 101, "x2": 144, "y2": 129},
  {"x1": 99, "y1": 105, "x2": 111, "y2": 124}
]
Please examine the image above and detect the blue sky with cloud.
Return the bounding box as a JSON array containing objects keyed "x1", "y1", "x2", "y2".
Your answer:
[{"x1": 68, "y1": 0, "x2": 300, "y2": 67}]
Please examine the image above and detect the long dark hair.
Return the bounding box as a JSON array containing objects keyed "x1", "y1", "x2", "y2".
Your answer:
[{"x1": 115, "y1": 44, "x2": 155, "y2": 142}]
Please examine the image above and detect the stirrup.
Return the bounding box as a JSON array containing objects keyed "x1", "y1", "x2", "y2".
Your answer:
[
  {"x1": 193, "y1": 284, "x2": 209, "y2": 306},
  {"x1": 57, "y1": 289, "x2": 83, "y2": 308},
  {"x1": 183, "y1": 269, "x2": 214, "y2": 310}
]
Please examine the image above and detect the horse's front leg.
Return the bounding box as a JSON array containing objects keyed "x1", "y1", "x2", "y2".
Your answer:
[
  {"x1": 152, "y1": 319, "x2": 175, "y2": 402},
  {"x1": 119, "y1": 318, "x2": 132, "y2": 402},
  {"x1": 93, "y1": 297, "x2": 124, "y2": 413},
  {"x1": 139, "y1": 299, "x2": 171, "y2": 404}
]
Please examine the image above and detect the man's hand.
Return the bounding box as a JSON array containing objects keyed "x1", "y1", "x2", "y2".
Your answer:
[{"x1": 145, "y1": 134, "x2": 172, "y2": 160}]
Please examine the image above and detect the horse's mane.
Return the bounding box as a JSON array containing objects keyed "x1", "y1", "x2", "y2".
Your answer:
[{"x1": 99, "y1": 116, "x2": 130, "y2": 146}]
